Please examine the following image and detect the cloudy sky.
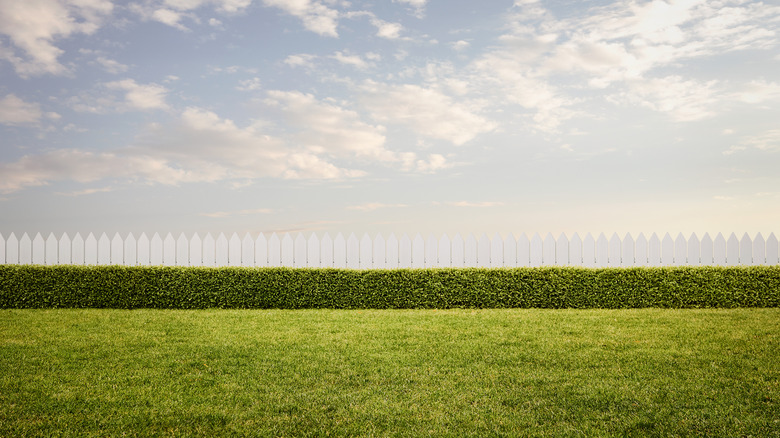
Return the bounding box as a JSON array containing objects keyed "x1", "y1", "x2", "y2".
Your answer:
[{"x1": 1, "y1": 0, "x2": 779, "y2": 238}]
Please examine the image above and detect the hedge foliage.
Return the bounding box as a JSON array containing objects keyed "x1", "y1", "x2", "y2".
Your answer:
[{"x1": 1, "y1": 265, "x2": 779, "y2": 309}]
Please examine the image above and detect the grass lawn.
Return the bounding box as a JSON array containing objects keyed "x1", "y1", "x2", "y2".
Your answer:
[{"x1": 1, "y1": 308, "x2": 778, "y2": 437}]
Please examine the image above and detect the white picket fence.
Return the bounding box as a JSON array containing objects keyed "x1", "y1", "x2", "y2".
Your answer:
[{"x1": 0, "y1": 232, "x2": 778, "y2": 269}]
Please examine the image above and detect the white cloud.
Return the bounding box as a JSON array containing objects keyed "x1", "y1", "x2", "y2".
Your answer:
[
  {"x1": 236, "y1": 77, "x2": 262, "y2": 91},
  {"x1": 71, "y1": 79, "x2": 170, "y2": 113},
  {"x1": 0, "y1": 94, "x2": 43, "y2": 125},
  {"x1": 725, "y1": 129, "x2": 780, "y2": 155},
  {"x1": 0, "y1": 0, "x2": 113, "y2": 77},
  {"x1": 371, "y1": 17, "x2": 403, "y2": 39},
  {"x1": 394, "y1": 0, "x2": 426, "y2": 18},
  {"x1": 95, "y1": 56, "x2": 129, "y2": 74},
  {"x1": 733, "y1": 80, "x2": 780, "y2": 104},
  {"x1": 359, "y1": 81, "x2": 496, "y2": 145},
  {"x1": 284, "y1": 53, "x2": 317, "y2": 68},
  {"x1": 151, "y1": 8, "x2": 188, "y2": 30},
  {"x1": 613, "y1": 76, "x2": 720, "y2": 122},
  {"x1": 262, "y1": 0, "x2": 340, "y2": 37},
  {"x1": 266, "y1": 89, "x2": 392, "y2": 161},
  {"x1": 346, "y1": 202, "x2": 409, "y2": 211},
  {"x1": 330, "y1": 51, "x2": 373, "y2": 70},
  {"x1": 200, "y1": 208, "x2": 273, "y2": 218}
]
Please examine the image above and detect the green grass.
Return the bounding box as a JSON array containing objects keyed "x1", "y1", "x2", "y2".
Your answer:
[{"x1": 1, "y1": 309, "x2": 778, "y2": 437}]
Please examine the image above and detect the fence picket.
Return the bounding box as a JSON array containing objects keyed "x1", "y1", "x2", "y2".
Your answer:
[
  {"x1": 464, "y1": 234, "x2": 477, "y2": 267},
  {"x1": 556, "y1": 233, "x2": 569, "y2": 266},
  {"x1": 438, "y1": 233, "x2": 451, "y2": 267},
  {"x1": 45, "y1": 233, "x2": 58, "y2": 265},
  {"x1": 543, "y1": 233, "x2": 555, "y2": 266},
  {"x1": 228, "y1": 233, "x2": 241, "y2": 267},
  {"x1": 648, "y1": 233, "x2": 661, "y2": 266},
  {"x1": 570, "y1": 233, "x2": 582, "y2": 266},
  {"x1": 346, "y1": 233, "x2": 359, "y2": 269},
  {"x1": 451, "y1": 233, "x2": 464, "y2": 267},
  {"x1": 174, "y1": 233, "x2": 187, "y2": 266},
  {"x1": 150, "y1": 233, "x2": 163, "y2": 265},
  {"x1": 308, "y1": 233, "x2": 321, "y2": 268},
  {"x1": 320, "y1": 233, "x2": 333, "y2": 268},
  {"x1": 478, "y1": 233, "x2": 491, "y2": 268},
  {"x1": 674, "y1": 233, "x2": 686, "y2": 266},
  {"x1": 137, "y1": 233, "x2": 149, "y2": 265},
  {"x1": 32, "y1": 233, "x2": 44, "y2": 265},
  {"x1": 753, "y1": 233, "x2": 765, "y2": 265},
  {"x1": 635, "y1": 233, "x2": 647, "y2": 266},
  {"x1": 203, "y1": 233, "x2": 215, "y2": 267},
  {"x1": 608, "y1": 233, "x2": 620, "y2": 267},
  {"x1": 334, "y1": 233, "x2": 346, "y2": 268},
  {"x1": 267, "y1": 233, "x2": 280, "y2": 267},
  {"x1": 281, "y1": 233, "x2": 294, "y2": 267},
  {"x1": 583, "y1": 233, "x2": 595, "y2": 268},
  {"x1": 727, "y1": 233, "x2": 739, "y2": 266},
  {"x1": 621, "y1": 233, "x2": 634, "y2": 267},
  {"x1": 714, "y1": 233, "x2": 726, "y2": 265},
  {"x1": 85, "y1": 233, "x2": 98, "y2": 265},
  {"x1": 374, "y1": 234, "x2": 386, "y2": 269},
  {"x1": 661, "y1": 233, "x2": 673, "y2": 266},
  {"x1": 399, "y1": 234, "x2": 411, "y2": 268},
  {"x1": 412, "y1": 234, "x2": 425, "y2": 268},
  {"x1": 162, "y1": 234, "x2": 175, "y2": 266},
  {"x1": 295, "y1": 233, "x2": 308, "y2": 268},
  {"x1": 767, "y1": 233, "x2": 779, "y2": 265},
  {"x1": 216, "y1": 233, "x2": 229, "y2": 266},
  {"x1": 125, "y1": 233, "x2": 137, "y2": 266},
  {"x1": 596, "y1": 233, "x2": 608, "y2": 268},
  {"x1": 386, "y1": 233, "x2": 399, "y2": 269},
  {"x1": 517, "y1": 233, "x2": 530, "y2": 267},
  {"x1": 243, "y1": 233, "x2": 255, "y2": 267},
  {"x1": 255, "y1": 233, "x2": 268, "y2": 267},
  {"x1": 530, "y1": 233, "x2": 543, "y2": 267},
  {"x1": 688, "y1": 233, "x2": 700, "y2": 266},
  {"x1": 740, "y1": 233, "x2": 753, "y2": 265},
  {"x1": 189, "y1": 233, "x2": 202, "y2": 267},
  {"x1": 59, "y1": 233, "x2": 72, "y2": 265},
  {"x1": 701, "y1": 233, "x2": 713, "y2": 265},
  {"x1": 360, "y1": 234, "x2": 372, "y2": 269},
  {"x1": 427, "y1": 234, "x2": 439, "y2": 268},
  {"x1": 6, "y1": 233, "x2": 19, "y2": 264}
]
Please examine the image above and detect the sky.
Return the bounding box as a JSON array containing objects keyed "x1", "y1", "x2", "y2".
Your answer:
[{"x1": 1, "y1": 0, "x2": 779, "y2": 239}]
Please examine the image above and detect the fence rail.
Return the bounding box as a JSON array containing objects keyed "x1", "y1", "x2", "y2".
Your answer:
[{"x1": 1, "y1": 232, "x2": 778, "y2": 269}]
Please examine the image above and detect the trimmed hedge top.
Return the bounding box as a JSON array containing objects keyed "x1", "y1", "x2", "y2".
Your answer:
[{"x1": 1, "y1": 265, "x2": 778, "y2": 309}]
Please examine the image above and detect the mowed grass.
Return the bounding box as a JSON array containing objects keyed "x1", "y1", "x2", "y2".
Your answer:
[{"x1": 1, "y1": 309, "x2": 778, "y2": 437}]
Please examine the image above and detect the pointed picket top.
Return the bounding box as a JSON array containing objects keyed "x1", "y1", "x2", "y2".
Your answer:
[
  {"x1": 570, "y1": 233, "x2": 583, "y2": 266},
  {"x1": 673, "y1": 233, "x2": 686, "y2": 266},
  {"x1": 6, "y1": 233, "x2": 19, "y2": 264},
  {"x1": 620, "y1": 233, "x2": 634, "y2": 267},
  {"x1": 503, "y1": 233, "x2": 517, "y2": 267},
  {"x1": 426, "y1": 233, "x2": 438, "y2": 268},
  {"x1": 634, "y1": 233, "x2": 647, "y2": 266},
  {"x1": 451, "y1": 233, "x2": 465, "y2": 267},
  {"x1": 45, "y1": 232, "x2": 58, "y2": 265},
  {"x1": 333, "y1": 233, "x2": 347, "y2": 268},
  {"x1": 346, "y1": 233, "x2": 360, "y2": 269},
  {"x1": 477, "y1": 233, "x2": 491, "y2": 268},
  {"x1": 57, "y1": 233, "x2": 71, "y2": 265},
  {"x1": 530, "y1": 233, "x2": 543, "y2": 267},
  {"x1": 713, "y1": 233, "x2": 726, "y2": 265},
  {"x1": 608, "y1": 233, "x2": 621, "y2": 267},
  {"x1": 281, "y1": 233, "x2": 295, "y2": 267},
  {"x1": 373, "y1": 233, "x2": 386, "y2": 269},
  {"x1": 555, "y1": 232, "x2": 569, "y2": 266},
  {"x1": 135, "y1": 233, "x2": 148, "y2": 265},
  {"x1": 360, "y1": 233, "x2": 374, "y2": 269},
  {"x1": 593, "y1": 233, "x2": 607, "y2": 268},
  {"x1": 108, "y1": 232, "x2": 122, "y2": 265},
  {"x1": 201, "y1": 233, "x2": 215, "y2": 267},
  {"x1": 320, "y1": 232, "x2": 334, "y2": 268},
  {"x1": 18, "y1": 233, "x2": 32, "y2": 265},
  {"x1": 700, "y1": 233, "x2": 713, "y2": 265},
  {"x1": 307, "y1": 233, "x2": 321, "y2": 268},
  {"x1": 726, "y1": 233, "x2": 739, "y2": 266},
  {"x1": 740, "y1": 232, "x2": 753, "y2": 265},
  {"x1": 766, "y1": 233, "x2": 779, "y2": 265},
  {"x1": 412, "y1": 233, "x2": 425, "y2": 268},
  {"x1": 161, "y1": 233, "x2": 175, "y2": 266},
  {"x1": 254, "y1": 233, "x2": 267, "y2": 267},
  {"x1": 464, "y1": 233, "x2": 477, "y2": 267},
  {"x1": 386, "y1": 232, "x2": 399, "y2": 269},
  {"x1": 438, "y1": 233, "x2": 452, "y2": 267},
  {"x1": 581, "y1": 233, "x2": 595, "y2": 267},
  {"x1": 294, "y1": 233, "x2": 308, "y2": 268}
]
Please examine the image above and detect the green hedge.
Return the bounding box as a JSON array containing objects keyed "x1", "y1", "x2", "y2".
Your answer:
[{"x1": 1, "y1": 265, "x2": 779, "y2": 309}]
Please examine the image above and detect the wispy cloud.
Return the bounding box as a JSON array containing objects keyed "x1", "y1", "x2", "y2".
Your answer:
[
  {"x1": 0, "y1": 94, "x2": 43, "y2": 125},
  {"x1": 346, "y1": 202, "x2": 409, "y2": 211}
]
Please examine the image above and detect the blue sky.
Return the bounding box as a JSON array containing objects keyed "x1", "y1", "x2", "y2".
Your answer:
[{"x1": 1, "y1": 0, "x2": 779, "y2": 238}]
